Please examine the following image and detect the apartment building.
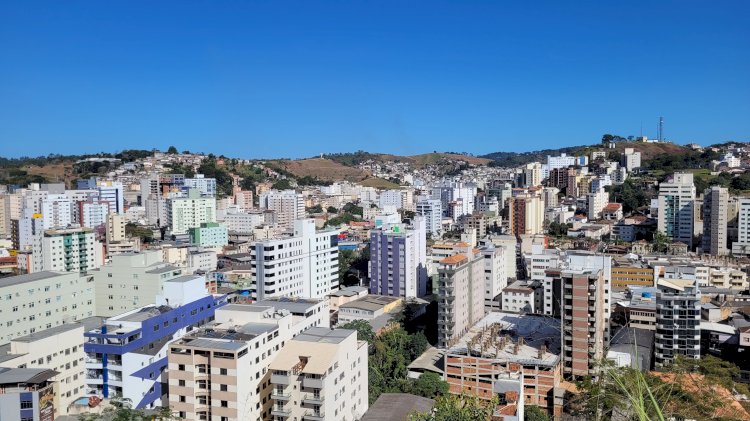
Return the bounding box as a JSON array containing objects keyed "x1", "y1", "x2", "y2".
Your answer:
[
  {"x1": 41, "y1": 227, "x2": 101, "y2": 273},
  {"x1": 223, "y1": 211, "x2": 265, "y2": 233},
  {"x1": 702, "y1": 186, "x2": 729, "y2": 256},
  {"x1": 657, "y1": 173, "x2": 696, "y2": 247},
  {"x1": 369, "y1": 218, "x2": 428, "y2": 298},
  {"x1": 0, "y1": 368, "x2": 57, "y2": 421},
  {"x1": 509, "y1": 193, "x2": 544, "y2": 236},
  {"x1": 184, "y1": 175, "x2": 218, "y2": 197},
  {"x1": 85, "y1": 275, "x2": 224, "y2": 409},
  {"x1": 0, "y1": 271, "x2": 94, "y2": 345},
  {"x1": 97, "y1": 181, "x2": 125, "y2": 214},
  {"x1": 78, "y1": 199, "x2": 110, "y2": 228},
  {"x1": 269, "y1": 328, "x2": 369, "y2": 421},
  {"x1": 437, "y1": 245, "x2": 484, "y2": 348},
  {"x1": 415, "y1": 198, "x2": 442, "y2": 237},
  {"x1": 168, "y1": 299, "x2": 328, "y2": 421},
  {"x1": 106, "y1": 213, "x2": 126, "y2": 243},
  {"x1": 732, "y1": 198, "x2": 750, "y2": 255},
  {"x1": 654, "y1": 279, "x2": 701, "y2": 368},
  {"x1": 481, "y1": 244, "x2": 512, "y2": 311},
  {"x1": 40, "y1": 193, "x2": 74, "y2": 229},
  {"x1": 621, "y1": 148, "x2": 641, "y2": 172},
  {"x1": 168, "y1": 189, "x2": 217, "y2": 235},
  {"x1": 0, "y1": 323, "x2": 85, "y2": 417},
  {"x1": 249, "y1": 219, "x2": 340, "y2": 300},
  {"x1": 92, "y1": 250, "x2": 184, "y2": 317},
  {"x1": 189, "y1": 222, "x2": 229, "y2": 247},
  {"x1": 259, "y1": 189, "x2": 305, "y2": 230},
  {"x1": 560, "y1": 269, "x2": 606, "y2": 379}
]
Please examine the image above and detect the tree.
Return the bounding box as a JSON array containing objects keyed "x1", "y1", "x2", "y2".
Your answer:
[
  {"x1": 166, "y1": 146, "x2": 178, "y2": 154},
  {"x1": 306, "y1": 204, "x2": 323, "y2": 214},
  {"x1": 407, "y1": 332, "x2": 429, "y2": 360},
  {"x1": 652, "y1": 230, "x2": 671, "y2": 253},
  {"x1": 272, "y1": 178, "x2": 293, "y2": 190},
  {"x1": 327, "y1": 206, "x2": 339, "y2": 213},
  {"x1": 409, "y1": 394, "x2": 499, "y2": 421},
  {"x1": 410, "y1": 372, "x2": 449, "y2": 399},
  {"x1": 77, "y1": 397, "x2": 177, "y2": 421},
  {"x1": 524, "y1": 405, "x2": 550, "y2": 421},
  {"x1": 338, "y1": 319, "x2": 375, "y2": 345},
  {"x1": 338, "y1": 248, "x2": 356, "y2": 282}
]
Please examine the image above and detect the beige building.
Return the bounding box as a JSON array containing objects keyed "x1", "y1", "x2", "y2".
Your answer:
[
  {"x1": 168, "y1": 300, "x2": 329, "y2": 421},
  {"x1": 327, "y1": 286, "x2": 368, "y2": 312},
  {"x1": 269, "y1": 328, "x2": 369, "y2": 421},
  {"x1": 0, "y1": 271, "x2": 94, "y2": 345},
  {"x1": 437, "y1": 245, "x2": 485, "y2": 348},
  {"x1": 106, "y1": 213, "x2": 126, "y2": 243},
  {"x1": 702, "y1": 186, "x2": 729, "y2": 256},
  {"x1": 92, "y1": 250, "x2": 184, "y2": 317},
  {"x1": 708, "y1": 268, "x2": 747, "y2": 289},
  {"x1": 0, "y1": 323, "x2": 86, "y2": 417}
]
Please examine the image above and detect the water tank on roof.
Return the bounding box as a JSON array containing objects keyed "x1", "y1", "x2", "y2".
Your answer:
[{"x1": 642, "y1": 292, "x2": 652, "y2": 298}]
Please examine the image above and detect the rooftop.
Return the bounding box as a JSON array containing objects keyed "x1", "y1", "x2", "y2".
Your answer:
[
  {"x1": 0, "y1": 271, "x2": 68, "y2": 288},
  {"x1": 447, "y1": 312, "x2": 561, "y2": 367},
  {"x1": 328, "y1": 286, "x2": 368, "y2": 297},
  {"x1": 13, "y1": 323, "x2": 83, "y2": 342},
  {"x1": 340, "y1": 295, "x2": 401, "y2": 312},
  {"x1": 361, "y1": 393, "x2": 435, "y2": 421},
  {"x1": 254, "y1": 297, "x2": 322, "y2": 314},
  {"x1": 0, "y1": 367, "x2": 58, "y2": 385},
  {"x1": 269, "y1": 328, "x2": 356, "y2": 375}
]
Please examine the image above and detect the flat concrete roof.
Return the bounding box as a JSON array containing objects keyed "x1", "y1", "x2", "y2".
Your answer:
[
  {"x1": 13, "y1": 323, "x2": 83, "y2": 342},
  {"x1": 0, "y1": 271, "x2": 68, "y2": 288},
  {"x1": 340, "y1": 295, "x2": 400, "y2": 312},
  {"x1": 361, "y1": 393, "x2": 435, "y2": 421},
  {"x1": 328, "y1": 286, "x2": 368, "y2": 297},
  {"x1": 447, "y1": 312, "x2": 561, "y2": 367},
  {"x1": 254, "y1": 297, "x2": 321, "y2": 314}
]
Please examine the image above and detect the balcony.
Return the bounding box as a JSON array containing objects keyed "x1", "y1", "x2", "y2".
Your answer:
[
  {"x1": 302, "y1": 376, "x2": 324, "y2": 389},
  {"x1": 271, "y1": 407, "x2": 292, "y2": 417},
  {"x1": 303, "y1": 411, "x2": 325, "y2": 421},
  {"x1": 271, "y1": 373, "x2": 290, "y2": 385},
  {"x1": 271, "y1": 391, "x2": 291, "y2": 401},
  {"x1": 301, "y1": 390, "x2": 324, "y2": 404}
]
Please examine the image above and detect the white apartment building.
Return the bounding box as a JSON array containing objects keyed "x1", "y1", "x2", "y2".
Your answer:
[
  {"x1": 657, "y1": 173, "x2": 696, "y2": 247},
  {"x1": 259, "y1": 189, "x2": 305, "y2": 230},
  {"x1": 92, "y1": 250, "x2": 184, "y2": 317},
  {"x1": 432, "y1": 184, "x2": 476, "y2": 218},
  {"x1": 369, "y1": 217, "x2": 428, "y2": 298},
  {"x1": 0, "y1": 271, "x2": 95, "y2": 345},
  {"x1": 41, "y1": 227, "x2": 101, "y2": 273},
  {"x1": 702, "y1": 186, "x2": 729, "y2": 256},
  {"x1": 184, "y1": 174, "x2": 217, "y2": 197},
  {"x1": 379, "y1": 189, "x2": 404, "y2": 209},
  {"x1": 621, "y1": 148, "x2": 641, "y2": 172},
  {"x1": 97, "y1": 181, "x2": 125, "y2": 214},
  {"x1": 0, "y1": 323, "x2": 86, "y2": 417},
  {"x1": 168, "y1": 189, "x2": 217, "y2": 235},
  {"x1": 358, "y1": 187, "x2": 379, "y2": 204},
  {"x1": 223, "y1": 211, "x2": 265, "y2": 233},
  {"x1": 587, "y1": 189, "x2": 608, "y2": 219},
  {"x1": 168, "y1": 299, "x2": 329, "y2": 421},
  {"x1": 249, "y1": 219, "x2": 340, "y2": 300},
  {"x1": 79, "y1": 199, "x2": 110, "y2": 228},
  {"x1": 732, "y1": 198, "x2": 750, "y2": 256},
  {"x1": 41, "y1": 193, "x2": 74, "y2": 229},
  {"x1": 188, "y1": 250, "x2": 218, "y2": 273},
  {"x1": 269, "y1": 328, "x2": 369, "y2": 421},
  {"x1": 415, "y1": 198, "x2": 442, "y2": 237},
  {"x1": 481, "y1": 244, "x2": 512, "y2": 310}
]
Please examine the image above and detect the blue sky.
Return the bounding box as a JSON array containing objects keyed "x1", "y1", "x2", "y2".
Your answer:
[{"x1": 1, "y1": 1, "x2": 748, "y2": 159}]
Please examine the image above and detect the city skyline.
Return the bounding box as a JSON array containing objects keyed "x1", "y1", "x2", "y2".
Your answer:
[{"x1": 1, "y1": 1, "x2": 749, "y2": 158}]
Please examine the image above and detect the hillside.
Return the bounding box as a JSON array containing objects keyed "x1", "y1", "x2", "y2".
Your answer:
[{"x1": 268, "y1": 158, "x2": 370, "y2": 182}]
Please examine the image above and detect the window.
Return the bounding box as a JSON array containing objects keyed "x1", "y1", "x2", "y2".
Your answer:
[
  {"x1": 178, "y1": 380, "x2": 185, "y2": 386},
  {"x1": 21, "y1": 400, "x2": 33, "y2": 409},
  {"x1": 220, "y1": 384, "x2": 228, "y2": 391},
  {"x1": 178, "y1": 396, "x2": 186, "y2": 403},
  {"x1": 220, "y1": 368, "x2": 228, "y2": 375},
  {"x1": 178, "y1": 364, "x2": 185, "y2": 371},
  {"x1": 220, "y1": 401, "x2": 228, "y2": 408}
]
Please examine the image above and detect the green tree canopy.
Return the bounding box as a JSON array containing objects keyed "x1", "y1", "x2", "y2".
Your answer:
[
  {"x1": 410, "y1": 372, "x2": 449, "y2": 399},
  {"x1": 338, "y1": 319, "x2": 375, "y2": 345}
]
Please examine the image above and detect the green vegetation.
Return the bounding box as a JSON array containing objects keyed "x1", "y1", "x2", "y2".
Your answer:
[
  {"x1": 339, "y1": 319, "x2": 376, "y2": 345},
  {"x1": 306, "y1": 204, "x2": 323, "y2": 214},
  {"x1": 409, "y1": 394, "x2": 499, "y2": 421},
  {"x1": 571, "y1": 356, "x2": 749, "y2": 420},
  {"x1": 606, "y1": 178, "x2": 649, "y2": 214},
  {"x1": 197, "y1": 158, "x2": 234, "y2": 197},
  {"x1": 342, "y1": 202, "x2": 363, "y2": 216},
  {"x1": 325, "y1": 212, "x2": 360, "y2": 227},
  {"x1": 484, "y1": 146, "x2": 589, "y2": 168},
  {"x1": 0, "y1": 168, "x2": 47, "y2": 186},
  {"x1": 338, "y1": 321, "x2": 444, "y2": 404},
  {"x1": 644, "y1": 149, "x2": 720, "y2": 175},
  {"x1": 125, "y1": 223, "x2": 154, "y2": 243},
  {"x1": 166, "y1": 146, "x2": 178, "y2": 154},
  {"x1": 77, "y1": 397, "x2": 176, "y2": 420},
  {"x1": 164, "y1": 162, "x2": 195, "y2": 178},
  {"x1": 547, "y1": 221, "x2": 569, "y2": 237},
  {"x1": 271, "y1": 178, "x2": 293, "y2": 190},
  {"x1": 524, "y1": 405, "x2": 551, "y2": 421}
]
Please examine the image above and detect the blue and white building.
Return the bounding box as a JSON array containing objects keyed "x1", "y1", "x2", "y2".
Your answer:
[{"x1": 84, "y1": 275, "x2": 227, "y2": 409}]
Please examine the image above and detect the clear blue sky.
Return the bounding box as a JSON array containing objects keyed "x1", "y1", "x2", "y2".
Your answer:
[{"x1": 1, "y1": 1, "x2": 748, "y2": 159}]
